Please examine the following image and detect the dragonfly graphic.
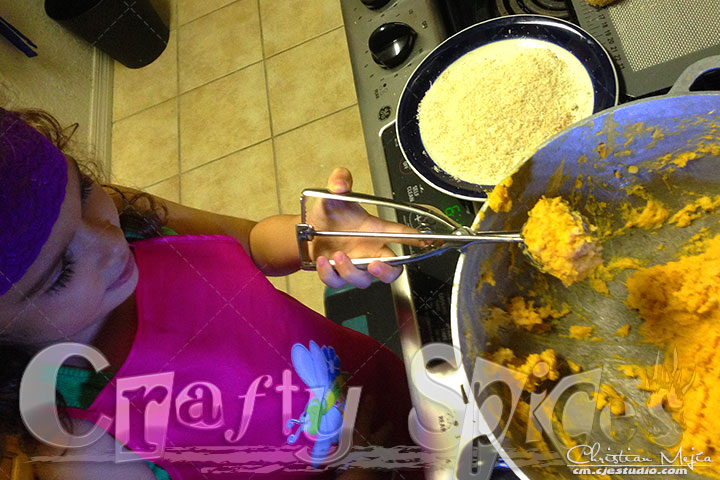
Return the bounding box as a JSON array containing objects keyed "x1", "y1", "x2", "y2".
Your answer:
[{"x1": 286, "y1": 341, "x2": 347, "y2": 467}]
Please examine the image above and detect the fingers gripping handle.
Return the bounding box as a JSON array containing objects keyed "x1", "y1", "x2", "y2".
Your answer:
[
  {"x1": 296, "y1": 223, "x2": 415, "y2": 270},
  {"x1": 296, "y1": 189, "x2": 465, "y2": 270}
]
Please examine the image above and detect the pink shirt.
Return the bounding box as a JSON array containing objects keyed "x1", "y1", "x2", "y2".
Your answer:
[{"x1": 68, "y1": 235, "x2": 412, "y2": 478}]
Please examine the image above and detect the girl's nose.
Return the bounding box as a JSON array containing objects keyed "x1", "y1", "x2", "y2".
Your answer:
[{"x1": 79, "y1": 215, "x2": 128, "y2": 268}]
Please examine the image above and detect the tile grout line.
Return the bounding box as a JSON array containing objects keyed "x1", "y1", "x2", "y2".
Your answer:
[
  {"x1": 175, "y1": 0, "x2": 182, "y2": 203},
  {"x1": 143, "y1": 174, "x2": 178, "y2": 191},
  {"x1": 276, "y1": 102, "x2": 358, "y2": 137},
  {"x1": 111, "y1": 96, "x2": 178, "y2": 124},
  {"x1": 108, "y1": 62, "x2": 114, "y2": 183},
  {"x1": 178, "y1": 57, "x2": 261, "y2": 97},
  {"x1": 168, "y1": 101, "x2": 360, "y2": 184},
  {"x1": 256, "y1": 0, "x2": 279, "y2": 210},
  {"x1": 257, "y1": 0, "x2": 288, "y2": 293},
  {"x1": 264, "y1": 24, "x2": 346, "y2": 60},
  {"x1": 114, "y1": 24, "x2": 348, "y2": 124},
  {"x1": 116, "y1": 57, "x2": 264, "y2": 124},
  {"x1": 177, "y1": 0, "x2": 239, "y2": 29},
  {"x1": 179, "y1": 136, "x2": 272, "y2": 176}
]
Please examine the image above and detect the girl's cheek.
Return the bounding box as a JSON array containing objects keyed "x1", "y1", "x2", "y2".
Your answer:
[
  {"x1": 94, "y1": 185, "x2": 122, "y2": 228},
  {"x1": 2, "y1": 275, "x2": 106, "y2": 344},
  {"x1": 61, "y1": 270, "x2": 107, "y2": 326}
]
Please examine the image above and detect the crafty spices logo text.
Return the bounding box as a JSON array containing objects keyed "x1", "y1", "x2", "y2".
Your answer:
[{"x1": 17, "y1": 342, "x2": 711, "y2": 477}]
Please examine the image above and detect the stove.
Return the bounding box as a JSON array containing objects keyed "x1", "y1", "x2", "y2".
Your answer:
[
  {"x1": 339, "y1": 1, "x2": 579, "y2": 479},
  {"x1": 443, "y1": 0, "x2": 571, "y2": 31},
  {"x1": 338, "y1": 2, "x2": 720, "y2": 478},
  {"x1": 339, "y1": 0, "x2": 578, "y2": 350}
]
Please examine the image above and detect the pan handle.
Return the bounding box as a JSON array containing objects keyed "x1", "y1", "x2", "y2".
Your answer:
[{"x1": 669, "y1": 55, "x2": 720, "y2": 94}]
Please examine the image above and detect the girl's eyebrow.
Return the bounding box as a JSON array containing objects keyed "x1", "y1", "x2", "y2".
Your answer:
[{"x1": 23, "y1": 160, "x2": 81, "y2": 300}]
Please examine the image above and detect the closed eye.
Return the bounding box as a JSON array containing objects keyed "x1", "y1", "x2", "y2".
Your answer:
[
  {"x1": 47, "y1": 250, "x2": 76, "y2": 295},
  {"x1": 46, "y1": 165, "x2": 90, "y2": 295},
  {"x1": 79, "y1": 172, "x2": 94, "y2": 206}
]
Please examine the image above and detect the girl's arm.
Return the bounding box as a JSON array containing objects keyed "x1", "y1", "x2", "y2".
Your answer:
[
  {"x1": 107, "y1": 168, "x2": 417, "y2": 286},
  {"x1": 105, "y1": 184, "x2": 302, "y2": 276},
  {"x1": 151, "y1": 195, "x2": 303, "y2": 276}
]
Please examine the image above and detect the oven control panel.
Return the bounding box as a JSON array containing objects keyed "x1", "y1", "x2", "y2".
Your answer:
[{"x1": 340, "y1": 0, "x2": 446, "y2": 197}]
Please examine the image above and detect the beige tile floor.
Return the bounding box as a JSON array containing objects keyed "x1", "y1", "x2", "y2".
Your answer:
[{"x1": 110, "y1": 0, "x2": 374, "y2": 315}]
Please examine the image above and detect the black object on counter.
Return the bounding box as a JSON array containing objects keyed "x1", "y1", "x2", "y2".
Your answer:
[{"x1": 45, "y1": 0, "x2": 169, "y2": 68}]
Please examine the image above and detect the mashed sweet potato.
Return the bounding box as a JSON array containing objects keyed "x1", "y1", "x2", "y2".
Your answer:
[
  {"x1": 627, "y1": 233, "x2": 720, "y2": 459},
  {"x1": 487, "y1": 177, "x2": 513, "y2": 212},
  {"x1": 669, "y1": 195, "x2": 720, "y2": 227},
  {"x1": 489, "y1": 347, "x2": 560, "y2": 392},
  {"x1": 489, "y1": 296, "x2": 569, "y2": 333},
  {"x1": 624, "y1": 198, "x2": 670, "y2": 229},
  {"x1": 522, "y1": 197, "x2": 603, "y2": 286}
]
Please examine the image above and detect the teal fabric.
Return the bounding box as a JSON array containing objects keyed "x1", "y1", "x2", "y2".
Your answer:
[
  {"x1": 56, "y1": 366, "x2": 114, "y2": 409},
  {"x1": 124, "y1": 225, "x2": 177, "y2": 242},
  {"x1": 148, "y1": 462, "x2": 173, "y2": 480},
  {"x1": 342, "y1": 315, "x2": 370, "y2": 336},
  {"x1": 56, "y1": 366, "x2": 172, "y2": 479}
]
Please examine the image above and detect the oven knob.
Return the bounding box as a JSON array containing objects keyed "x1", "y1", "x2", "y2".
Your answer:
[
  {"x1": 368, "y1": 22, "x2": 417, "y2": 69},
  {"x1": 361, "y1": 0, "x2": 391, "y2": 9}
]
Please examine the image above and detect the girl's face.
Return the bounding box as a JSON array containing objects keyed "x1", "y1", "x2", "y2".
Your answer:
[{"x1": 0, "y1": 157, "x2": 138, "y2": 346}]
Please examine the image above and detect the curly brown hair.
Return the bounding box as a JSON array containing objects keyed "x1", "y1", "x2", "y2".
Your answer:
[{"x1": 14, "y1": 108, "x2": 169, "y2": 239}]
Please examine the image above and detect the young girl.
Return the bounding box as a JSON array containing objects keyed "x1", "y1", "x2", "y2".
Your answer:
[{"x1": 0, "y1": 108, "x2": 422, "y2": 479}]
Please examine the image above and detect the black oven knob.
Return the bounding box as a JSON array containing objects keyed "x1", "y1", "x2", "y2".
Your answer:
[
  {"x1": 361, "y1": 0, "x2": 391, "y2": 9},
  {"x1": 368, "y1": 22, "x2": 417, "y2": 69}
]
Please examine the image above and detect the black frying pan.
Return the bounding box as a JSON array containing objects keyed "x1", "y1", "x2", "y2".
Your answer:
[{"x1": 396, "y1": 14, "x2": 619, "y2": 201}]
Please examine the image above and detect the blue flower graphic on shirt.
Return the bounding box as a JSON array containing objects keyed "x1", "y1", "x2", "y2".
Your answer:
[{"x1": 286, "y1": 341, "x2": 347, "y2": 467}]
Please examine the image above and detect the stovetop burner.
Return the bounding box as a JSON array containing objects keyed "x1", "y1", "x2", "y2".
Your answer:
[
  {"x1": 438, "y1": 0, "x2": 575, "y2": 40},
  {"x1": 495, "y1": 0, "x2": 571, "y2": 19}
]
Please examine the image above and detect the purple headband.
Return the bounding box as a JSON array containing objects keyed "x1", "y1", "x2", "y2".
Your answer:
[{"x1": 0, "y1": 108, "x2": 68, "y2": 297}]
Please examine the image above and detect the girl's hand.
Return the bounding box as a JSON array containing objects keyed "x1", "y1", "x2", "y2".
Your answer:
[{"x1": 307, "y1": 168, "x2": 419, "y2": 289}]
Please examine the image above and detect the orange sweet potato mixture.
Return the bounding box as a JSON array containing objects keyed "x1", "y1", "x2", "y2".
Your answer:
[
  {"x1": 627, "y1": 233, "x2": 720, "y2": 463},
  {"x1": 522, "y1": 197, "x2": 603, "y2": 286}
]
